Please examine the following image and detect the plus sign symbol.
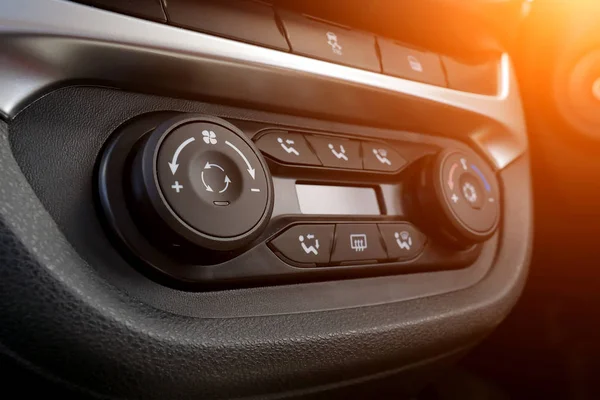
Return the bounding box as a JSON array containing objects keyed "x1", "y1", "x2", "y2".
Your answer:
[{"x1": 171, "y1": 181, "x2": 183, "y2": 193}]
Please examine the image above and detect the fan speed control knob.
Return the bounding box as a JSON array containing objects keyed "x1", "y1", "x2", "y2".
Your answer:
[{"x1": 128, "y1": 114, "x2": 273, "y2": 252}]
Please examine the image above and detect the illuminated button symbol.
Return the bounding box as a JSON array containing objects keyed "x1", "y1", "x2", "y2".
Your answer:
[
  {"x1": 470, "y1": 164, "x2": 491, "y2": 192},
  {"x1": 407, "y1": 55, "x2": 423, "y2": 72},
  {"x1": 448, "y1": 163, "x2": 458, "y2": 190},
  {"x1": 277, "y1": 137, "x2": 299, "y2": 156},
  {"x1": 326, "y1": 32, "x2": 343, "y2": 55},
  {"x1": 462, "y1": 182, "x2": 478, "y2": 204},
  {"x1": 350, "y1": 234, "x2": 368, "y2": 252},
  {"x1": 201, "y1": 162, "x2": 231, "y2": 194},
  {"x1": 328, "y1": 143, "x2": 348, "y2": 161},
  {"x1": 171, "y1": 181, "x2": 183, "y2": 193},
  {"x1": 299, "y1": 234, "x2": 320, "y2": 255},
  {"x1": 395, "y1": 231, "x2": 412, "y2": 250},
  {"x1": 373, "y1": 148, "x2": 391, "y2": 165},
  {"x1": 202, "y1": 130, "x2": 217, "y2": 145}
]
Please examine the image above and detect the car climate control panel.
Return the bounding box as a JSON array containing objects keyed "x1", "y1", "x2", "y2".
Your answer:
[{"x1": 97, "y1": 113, "x2": 500, "y2": 288}]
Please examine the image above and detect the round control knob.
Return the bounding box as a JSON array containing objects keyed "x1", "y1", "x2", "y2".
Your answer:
[
  {"x1": 409, "y1": 150, "x2": 500, "y2": 246},
  {"x1": 129, "y1": 114, "x2": 273, "y2": 252}
]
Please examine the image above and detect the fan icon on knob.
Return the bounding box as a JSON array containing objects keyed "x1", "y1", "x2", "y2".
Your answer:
[{"x1": 202, "y1": 130, "x2": 217, "y2": 145}]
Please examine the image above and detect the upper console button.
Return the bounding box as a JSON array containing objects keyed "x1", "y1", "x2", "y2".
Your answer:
[
  {"x1": 74, "y1": 0, "x2": 166, "y2": 22},
  {"x1": 255, "y1": 131, "x2": 321, "y2": 166},
  {"x1": 377, "y1": 38, "x2": 447, "y2": 87},
  {"x1": 305, "y1": 136, "x2": 362, "y2": 169},
  {"x1": 361, "y1": 142, "x2": 407, "y2": 172},
  {"x1": 166, "y1": 0, "x2": 289, "y2": 51},
  {"x1": 378, "y1": 223, "x2": 426, "y2": 261},
  {"x1": 279, "y1": 12, "x2": 380, "y2": 72},
  {"x1": 441, "y1": 56, "x2": 498, "y2": 95},
  {"x1": 270, "y1": 224, "x2": 334, "y2": 265},
  {"x1": 330, "y1": 224, "x2": 387, "y2": 263}
]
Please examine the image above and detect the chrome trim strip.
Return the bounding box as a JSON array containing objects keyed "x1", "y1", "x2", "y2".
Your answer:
[{"x1": 0, "y1": 0, "x2": 526, "y2": 169}]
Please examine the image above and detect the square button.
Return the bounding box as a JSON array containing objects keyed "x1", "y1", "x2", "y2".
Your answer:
[
  {"x1": 378, "y1": 223, "x2": 427, "y2": 261},
  {"x1": 330, "y1": 224, "x2": 387, "y2": 263},
  {"x1": 75, "y1": 0, "x2": 166, "y2": 22},
  {"x1": 378, "y1": 38, "x2": 447, "y2": 87},
  {"x1": 442, "y1": 56, "x2": 498, "y2": 95},
  {"x1": 270, "y1": 224, "x2": 334, "y2": 265},
  {"x1": 305, "y1": 136, "x2": 362, "y2": 169},
  {"x1": 167, "y1": 0, "x2": 289, "y2": 51},
  {"x1": 361, "y1": 142, "x2": 407, "y2": 172},
  {"x1": 255, "y1": 131, "x2": 322, "y2": 166},
  {"x1": 279, "y1": 11, "x2": 380, "y2": 72}
]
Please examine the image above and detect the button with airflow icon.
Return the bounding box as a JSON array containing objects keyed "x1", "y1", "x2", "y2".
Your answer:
[
  {"x1": 255, "y1": 131, "x2": 322, "y2": 166},
  {"x1": 378, "y1": 223, "x2": 427, "y2": 261},
  {"x1": 270, "y1": 224, "x2": 334, "y2": 265}
]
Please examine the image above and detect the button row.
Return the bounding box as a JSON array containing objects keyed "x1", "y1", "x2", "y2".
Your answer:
[
  {"x1": 255, "y1": 131, "x2": 407, "y2": 173},
  {"x1": 270, "y1": 223, "x2": 427, "y2": 267},
  {"x1": 76, "y1": 1, "x2": 498, "y2": 93},
  {"x1": 76, "y1": 0, "x2": 501, "y2": 94}
]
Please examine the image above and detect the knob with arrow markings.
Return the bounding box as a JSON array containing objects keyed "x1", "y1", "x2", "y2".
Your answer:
[
  {"x1": 128, "y1": 114, "x2": 273, "y2": 252},
  {"x1": 406, "y1": 149, "x2": 500, "y2": 247}
]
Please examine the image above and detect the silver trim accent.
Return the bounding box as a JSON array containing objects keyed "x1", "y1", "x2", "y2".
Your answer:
[
  {"x1": 0, "y1": 0, "x2": 526, "y2": 169},
  {"x1": 296, "y1": 184, "x2": 381, "y2": 216}
]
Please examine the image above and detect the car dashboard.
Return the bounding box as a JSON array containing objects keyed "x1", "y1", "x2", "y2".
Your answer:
[{"x1": 0, "y1": 0, "x2": 554, "y2": 398}]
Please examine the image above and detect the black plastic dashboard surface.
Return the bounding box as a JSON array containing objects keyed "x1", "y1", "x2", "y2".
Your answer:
[
  {"x1": 11, "y1": 86, "x2": 498, "y2": 312},
  {"x1": 0, "y1": 86, "x2": 532, "y2": 398},
  {"x1": 96, "y1": 111, "x2": 485, "y2": 287}
]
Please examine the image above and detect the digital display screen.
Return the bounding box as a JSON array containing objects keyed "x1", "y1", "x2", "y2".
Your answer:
[{"x1": 295, "y1": 184, "x2": 381, "y2": 215}]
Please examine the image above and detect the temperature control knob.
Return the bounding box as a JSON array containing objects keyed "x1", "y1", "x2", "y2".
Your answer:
[
  {"x1": 129, "y1": 114, "x2": 273, "y2": 252},
  {"x1": 409, "y1": 150, "x2": 500, "y2": 246}
]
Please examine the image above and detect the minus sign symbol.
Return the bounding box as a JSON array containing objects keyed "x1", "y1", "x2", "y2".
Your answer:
[{"x1": 251, "y1": 188, "x2": 261, "y2": 192}]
